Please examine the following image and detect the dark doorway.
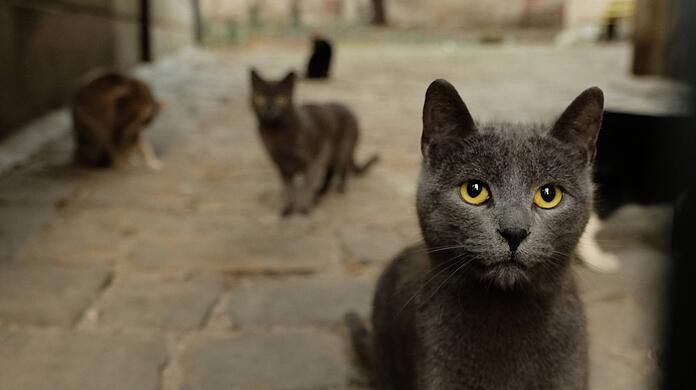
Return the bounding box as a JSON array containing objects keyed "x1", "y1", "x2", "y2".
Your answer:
[
  {"x1": 192, "y1": 0, "x2": 203, "y2": 44},
  {"x1": 140, "y1": 0, "x2": 151, "y2": 62}
]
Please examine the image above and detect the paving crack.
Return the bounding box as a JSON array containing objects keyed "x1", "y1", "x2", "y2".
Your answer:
[{"x1": 74, "y1": 269, "x2": 115, "y2": 330}]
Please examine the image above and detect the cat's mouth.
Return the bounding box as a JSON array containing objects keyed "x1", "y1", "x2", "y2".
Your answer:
[
  {"x1": 474, "y1": 254, "x2": 529, "y2": 272},
  {"x1": 507, "y1": 253, "x2": 528, "y2": 268},
  {"x1": 479, "y1": 257, "x2": 530, "y2": 288},
  {"x1": 491, "y1": 259, "x2": 527, "y2": 271}
]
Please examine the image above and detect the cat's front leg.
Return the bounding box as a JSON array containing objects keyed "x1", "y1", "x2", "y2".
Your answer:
[
  {"x1": 281, "y1": 174, "x2": 300, "y2": 216},
  {"x1": 292, "y1": 174, "x2": 314, "y2": 214},
  {"x1": 107, "y1": 144, "x2": 132, "y2": 169},
  {"x1": 137, "y1": 136, "x2": 163, "y2": 171},
  {"x1": 281, "y1": 205, "x2": 294, "y2": 216},
  {"x1": 296, "y1": 141, "x2": 332, "y2": 212}
]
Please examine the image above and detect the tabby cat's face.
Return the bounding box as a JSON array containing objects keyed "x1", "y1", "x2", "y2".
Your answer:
[
  {"x1": 417, "y1": 80, "x2": 603, "y2": 290},
  {"x1": 131, "y1": 78, "x2": 162, "y2": 126},
  {"x1": 249, "y1": 70, "x2": 295, "y2": 124},
  {"x1": 141, "y1": 100, "x2": 162, "y2": 126}
]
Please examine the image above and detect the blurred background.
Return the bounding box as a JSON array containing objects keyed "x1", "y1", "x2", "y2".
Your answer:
[{"x1": 0, "y1": 0, "x2": 692, "y2": 389}]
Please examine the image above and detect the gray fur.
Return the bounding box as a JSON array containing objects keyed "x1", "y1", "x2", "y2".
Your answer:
[
  {"x1": 348, "y1": 80, "x2": 603, "y2": 390},
  {"x1": 250, "y1": 69, "x2": 378, "y2": 216}
]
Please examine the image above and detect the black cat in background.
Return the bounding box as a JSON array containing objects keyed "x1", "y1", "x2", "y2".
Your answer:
[{"x1": 306, "y1": 36, "x2": 333, "y2": 79}]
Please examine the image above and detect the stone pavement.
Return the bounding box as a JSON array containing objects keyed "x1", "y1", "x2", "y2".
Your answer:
[{"x1": 0, "y1": 41, "x2": 673, "y2": 389}]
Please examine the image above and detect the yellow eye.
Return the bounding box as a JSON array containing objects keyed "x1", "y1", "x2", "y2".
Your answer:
[
  {"x1": 460, "y1": 180, "x2": 490, "y2": 205},
  {"x1": 275, "y1": 96, "x2": 288, "y2": 107},
  {"x1": 254, "y1": 94, "x2": 266, "y2": 106},
  {"x1": 534, "y1": 185, "x2": 563, "y2": 209}
]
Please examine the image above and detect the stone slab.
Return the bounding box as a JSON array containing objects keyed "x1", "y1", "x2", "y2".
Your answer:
[
  {"x1": 126, "y1": 219, "x2": 339, "y2": 274},
  {"x1": 0, "y1": 263, "x2": 111, "y2": 327},
  {"x1": 340, "y1": 225, "x2": 407, "y2": 265},
  {"x1": 16, "y1": 208, "x2": 139, "y2": 265},
  {"x1": 228, "y1": 276, "x2": 375, "y2": 329},
  {"x1": 0, "y1": 330, "x2": 167, "y2": 390},
  {"x1": 0, "y1": 204, "x2": 57, "y2": 263},
  {"x1": 180, "y1": 331, "x2": 349, "y2": 390},
  {"x1": 97, "y1": 274, "x2": 223, "y2": 330}
]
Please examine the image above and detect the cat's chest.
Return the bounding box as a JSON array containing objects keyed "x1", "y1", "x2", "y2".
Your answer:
[
  {"x1": 260, "y1": 131, "x2": 305, "y2": 161},
  {"x1": 416, "y1": 294, "x2": 576, "y2": 390},
  {"x1": 419, "y1": 326, "x2": 537, "y2": 390}
]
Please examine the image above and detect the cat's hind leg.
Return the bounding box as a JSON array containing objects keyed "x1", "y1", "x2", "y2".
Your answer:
[
  {"x1": 344, "y1": 118, "x2": 379, "y2": 176},
  {"x1": 335, "y1": 159, "x2": 350, "y2": 193},
  {"x1": 280, "y1": 174, "x2": 297, "y2": 217},
  {"x1": 317, "y1": 166, "x2": 335, "y2": 196},
  {"x1": 334, "y1": 131, "x2": 356, "y2": 193},
  {"x1": 345, "y1": 312, "x2": 374, "y2": 369},
  {"x1": 72, "y1": 109, "x2": 117, "y2": 168}
]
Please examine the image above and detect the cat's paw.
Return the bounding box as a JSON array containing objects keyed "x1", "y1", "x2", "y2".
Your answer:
[
  {"x1": 145, "y1": 158, "x2": 163, "y2": 171},
  {"x1": 294, "y1": 195, "x2": 314, "y2": 215},
  {"x1": 579, "y1": 249, "x2": 621, "y2": 273},
  {"x1": 281, "y1": 205, "x2": 294, "y2": 217},
  {"x1": 113, "y1": 158, "x2": 132, "y2": 170},
  {"x1": 578, "y1": 245, "x2": 621, "y2": 273}
]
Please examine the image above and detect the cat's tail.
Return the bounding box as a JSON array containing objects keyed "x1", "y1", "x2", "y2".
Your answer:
[
  {"x1": 345, "y1": 311, "x2": 374, "y2": 371},
  {"x1": 351, "y1": 154, "x2": 380, "y2": 175},
  {"x1": 344, "y1": 311, "x2": 374, "y2": 370}
]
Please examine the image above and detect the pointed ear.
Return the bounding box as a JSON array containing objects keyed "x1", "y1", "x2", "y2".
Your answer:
[
  {"x1": 250, "y1": 68, "x2": 263, "y2": 88},
  {"x1": 279, "y1": 71, "x2": 297, "y2": 89},
  {"x1": 550, "y1": 87, "x2": 604, "y2": 163},
  {"x1": 422, "y1": 79, "x2": 476, "y2": 157}
]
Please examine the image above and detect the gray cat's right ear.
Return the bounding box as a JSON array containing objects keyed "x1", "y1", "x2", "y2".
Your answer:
[
  {"x1": 550, "y1": 87, "x2": 604, "y2": 163},
  {"x1": 250, "y1": 68, "x2": 262, "y2": 87},
  {"x1": 280, "y1": 71, "x2": 297, "y2": 88},
  {"x1": 422, "y1": 79, "x2": 476, "y2": 157}
]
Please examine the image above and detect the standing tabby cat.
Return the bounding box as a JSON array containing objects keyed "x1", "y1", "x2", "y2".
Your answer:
[
  {"x1": 347, "y1": 80, "x2": 602, "y2": 389},
  {"x1": 250, "y1": 69, "x2": 378, "y2": 216},
  {"x1": 71, "y1": 72, "x2": 163, "y2": 169}
]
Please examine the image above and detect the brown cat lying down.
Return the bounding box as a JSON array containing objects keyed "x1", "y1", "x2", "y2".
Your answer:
[
  {"x1": 71, "y1": 72, "x2": 163, "y2": 169},
  {"x1": 250, "y1": 69, "x2": 379, "y2": 216}
]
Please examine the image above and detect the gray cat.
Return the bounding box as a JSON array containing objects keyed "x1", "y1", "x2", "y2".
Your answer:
[
  {"x1": 347, "y1": 80, "x2": 603, "y2": 389},
  {"x1": 250, "y1": 69, "x2": 378, "y2": 216}
]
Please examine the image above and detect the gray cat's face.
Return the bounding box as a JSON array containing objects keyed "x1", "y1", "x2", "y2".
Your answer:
[
  {"x1": 250, "y1": 69, "x2": 295, "y2": 124},
  {"x1": 417, "y1": 80, "x2": 603, "y2": 290}
]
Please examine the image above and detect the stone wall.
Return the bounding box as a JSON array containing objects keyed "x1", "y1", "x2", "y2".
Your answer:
[
  {"x1": 563, "y1": 0, "x2": 611, "y2": 29},
  {"x1": 151, "y1": 0, "x2": 197, "y2": 56},
  {"x1": 0, "y1": 0, "x2": 195, "y2": 138},
  {"x1": 633, "y1": 0, "x2": 676, "y2": 76},
  {"x1": 200, "y1": 0, "x2": 564, "y2": 29}
]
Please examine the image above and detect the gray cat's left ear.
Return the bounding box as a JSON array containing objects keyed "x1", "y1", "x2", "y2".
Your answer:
[
  {"x1": 550, "y1": 87, "x2": 604, "y2": 163},
  {"x1": 250, "y1": 68, "x2": 264, "y2": 88},
  {"x1": 422, "y1": 79, "x2": 476, "y2": 157}
]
